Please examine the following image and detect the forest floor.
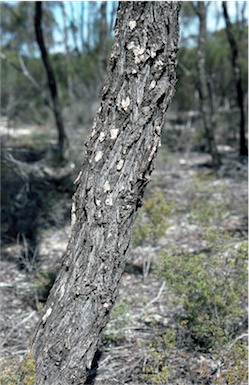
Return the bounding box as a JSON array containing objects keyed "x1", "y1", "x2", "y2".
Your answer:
[{"x1": 0, "y1": 122, "x2": 248, "y2": 384}]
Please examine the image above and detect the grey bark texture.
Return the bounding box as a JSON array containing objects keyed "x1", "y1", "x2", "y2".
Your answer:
[
  {"x1": 195, "y1": 2, "x2": 220, "y2": 169},
  {"x1": 32, "y1": 2, "x2": 181, "y2": 384}
]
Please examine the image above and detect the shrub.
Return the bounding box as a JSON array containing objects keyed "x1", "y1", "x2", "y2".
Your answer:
[
  {"x1": 0, "y1": 351, "x2": 36, "y2": 385},
  {"x1": 132, "y1": 190, "x2": 176, "y2": 246},
  {"x1": 158, "y1": 236, "x2": 247, "y2": 350},
  {"x1": 141, "y1": 329, "x2": 176, "y2": 385}
]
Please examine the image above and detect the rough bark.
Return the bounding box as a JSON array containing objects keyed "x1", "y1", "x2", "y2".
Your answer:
[
  {"x1": 32, "y1": 2, "x2": 181, "y2": 384},
  {"x1": 222, "y1": 2, "x2": 247, "y2": 156},
  {"x1": 34, "y1": 2, "x2": 67, "y2": 159},
  {"x1": 195, "y1": 2, "x2": 220, "y2": 168}
]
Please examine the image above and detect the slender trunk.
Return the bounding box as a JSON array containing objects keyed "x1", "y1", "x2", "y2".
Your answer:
[
  {"x1": 69, "y1": 2, "x2": 80, "y2": 56},
  {"x1": 98, "y1": 2, "x2": 108, "y2": 70},
  {"x1": 222, "y1": 2, "x2": 247, "y2": 156},
  {"x1": 80, "y1": 2, "x2": 85, "y2": 52},
  {"x1": 31, "y1": 2, "x2": 181, "y2": 384},
  {"x1": 61, "y1": 3, "x2": 74, "y2": 101},
  {"x1": 195, "y1": 2, "x2": 220, "y2": 168},
  {"x1": 34, "y1": 1, "x2": 67, "y2": 159}
]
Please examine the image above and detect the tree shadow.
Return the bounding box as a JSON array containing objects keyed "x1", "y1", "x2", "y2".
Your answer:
[
  {"x1": 1, "y1": 143, "x2": 74, "y2": 272},
  {"x1": 84, "y1": 350, "x2": 103, "y2": 385}
]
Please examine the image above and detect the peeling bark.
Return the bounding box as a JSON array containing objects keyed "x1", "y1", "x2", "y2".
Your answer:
[{"x1": 32, "y1": 2, "x2": 181, "y2": 384}]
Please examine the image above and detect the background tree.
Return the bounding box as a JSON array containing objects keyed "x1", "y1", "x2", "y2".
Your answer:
[
  {"x1": 193, "y1": 1, "x2": 220, "y2": 168},
  {"x1": 31, "y1": 2, "x2": 181, "y2": 384},
  {"x1": 222, "y1": 1, "x2": 247, "y2": 156},
  {"x1": 34, "y1": 1, "x2": 67, "y2": 160}
]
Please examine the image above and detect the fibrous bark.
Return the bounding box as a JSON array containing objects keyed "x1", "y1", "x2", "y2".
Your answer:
[{"x1": 32, "y1": 2, "x2": 181, "y2": 384}]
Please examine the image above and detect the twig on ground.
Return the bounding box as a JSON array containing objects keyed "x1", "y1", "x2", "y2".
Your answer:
[{"x1": 139, "y1": 281, "x2": 166, "y2": 317}]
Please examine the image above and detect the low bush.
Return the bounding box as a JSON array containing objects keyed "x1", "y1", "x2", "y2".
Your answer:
[
  {"x1": 132, "y1": 190, "x2": 176, "y2": 247},
  {"x1": 158, "y1": 235, "x2": 247, "y2": 350}
]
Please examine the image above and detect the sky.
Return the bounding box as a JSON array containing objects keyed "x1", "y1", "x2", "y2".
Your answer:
[
  {"x1": 52, "y1": 1, "x2": 248, "y2": 51},
  {"x1": 1, "y1": 1, "x2": 248, "y2": 53}
]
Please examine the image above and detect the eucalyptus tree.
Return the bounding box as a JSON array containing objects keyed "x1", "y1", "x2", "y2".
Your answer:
[
  {"x1": 222, "y1": 1, "x2": 248, "y2": 156},
  {"x1": 30, "y1": 2, "x2": 181, "y2": 384},
  {"x1": 193, "y1": 1, "x2": 220, "y2": 169},
  {"x1": 34, "y1": 1, "x2": 67, "y2": 160}
]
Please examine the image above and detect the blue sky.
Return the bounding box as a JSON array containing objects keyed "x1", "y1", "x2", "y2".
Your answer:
[{"x1": 51, "y1": 1, "x2": 248, "y2": 52}]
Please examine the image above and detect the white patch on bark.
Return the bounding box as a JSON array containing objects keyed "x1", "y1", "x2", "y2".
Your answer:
[
  {"x1": 91, "y1": 129, "x2": 97, "y2": 138},
  {"x1": 95, "y1": 151, "x2": 103, "y2": 162},
  {"x1": 59, "y1": 284, "x2": 65, "y2": 301},
  {"x1": 127, "y1": 41, "x2": 145, "y2": 64},
  {"x1": 155, "y1": 59, "x2": 164, "y2": 69},
  {"x1": 110, "y1": 128, "x2": 119, "y2": 139},
  {"x1": 148, "y1": 145, "x2": 158, "y2": 162},
  {"x1": 71, "y1": 201, "x2": 76, "y2": 227},
  {"x1": 97, "y1": 106, "x2": 102, "y2": 113},
  {"x1": 73, "y1": 170, "x2": 82, "y2": 185},
  {"x1": 104, "y1": 181, "x2": 111, "y2": 192},
  {"x1": 117, "y1": 159, "x2": 124, "y2": 170},
  {"x1": 150, "y1": 50, "x2": 157, "y2": 58},
  {"x1": 103, "y1": 302, "x2": 109, "y2": 308},
  {"x1": 99, "y1": 132, "x2": 106, "y2": 142},
  {"x1": 96, "y1": 199, "x2": 101, "y2": 206},
  {"x1": 121, "y1": 97, "x2": 130, "y2": 111},
  {"x1": 105, "y1": 197, "x2": 113, "y2": 206},
  {"x1": 149, "y1": 80, "x2": 156, "y2": 90},
  {"x1": 42, "y1": 307, "x2": 52, "y2": 324},
  {"x1": 128, "y1": 20, "x2": 136, "y2": 30}
]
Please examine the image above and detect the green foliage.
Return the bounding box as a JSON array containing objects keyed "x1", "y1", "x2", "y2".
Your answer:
[
  {"x1": 216, "y1": 342, "x2": 248, "y2": 385},
  {"x1": 141, "y1": 329, "x2": 176, "y2": 385},
  {"x1": 104, "y1": 299, "x2": 131, "y2": 344},
  {"x1": 34, "y1": 270, "x2": 56, "y2": 303},
  {"x1": 19, "y1": 351, "x2": 36, "y2": 385},
  {"x1": 185, "y1": 175, "x2": 229, "y2": 226},
  {"x1": 0, "y1": 351, "x2": 36, "y2": 385},
  {"x1": 0, "y1": 357, "x2": 20, "y2": 385},
  {"x1": 158, "y1": 235, "x2": 247, "y2": 350},
  {"x1": 132, "y1": 190, "x2": 176, "y2": 246}
]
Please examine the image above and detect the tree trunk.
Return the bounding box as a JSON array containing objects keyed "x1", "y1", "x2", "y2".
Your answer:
[
  {"x1": 61, "y1": 3, "x2": 74, "y2": 101},
  {"x1": 69, "y1": 2, "x2": 80, "y2": 56},
  {"x1": 195, "y1": 2, "x2": 220, "y2": 168},
  {"x1": 98, "y1": 2, "x2": 108, "y2": 70},
  {"x1": 34, "y1": 1, "x2": 67, "y2": 159},
  {"x1": 222, "y1": 2, "x2": 247, "y2": 156},
  {"x1": 32, "y1": 2, "x2": 181, "y2": 384}
]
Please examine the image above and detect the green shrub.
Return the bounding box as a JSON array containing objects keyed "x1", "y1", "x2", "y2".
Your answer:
[
  {"x1": 104, "y1": 299, "x2": 131, "y2": 344},
  {"x1": 0, "y1": 351, "x2": 36, "y2": 385},
  {"x1": 158, "y1": 237, "x2": 247, "y2": 350},
  {"x1": 34, "y1": 269, "x2": 56, "y2": 303},
  {"x1": 141, "y1": 329, "x2": 176, "y2": 385},
  {"x1": 0, "y1": 357, "x2": 20, "y2": 385},
  {"x1": 216, "y1": 342, "x2": 248, "y2": 385},
  {"x1": 132, "y1": 190, "x2": 176, "y2": 246}
]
